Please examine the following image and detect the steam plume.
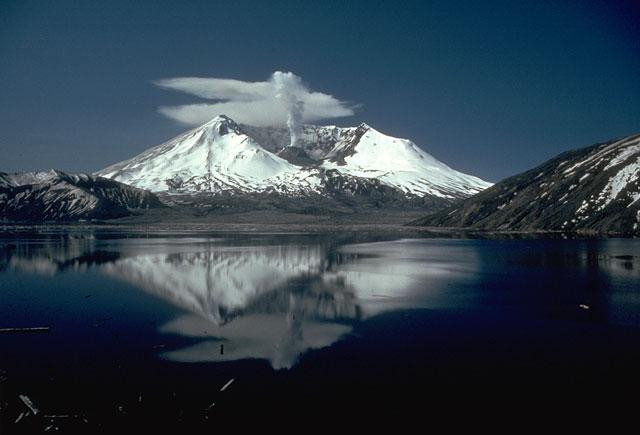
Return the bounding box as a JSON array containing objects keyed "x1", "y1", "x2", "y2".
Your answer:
[
  {"x1": 154, "y1": 72, "x2": 357, "y2": 137},
  {"x1": 271, "y1": 71, "x2": 304, "y2": 147}
]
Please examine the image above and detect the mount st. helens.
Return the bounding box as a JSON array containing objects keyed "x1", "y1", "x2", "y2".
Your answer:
[
  {"x1": 0, "y1": 170, "x2": 163, "y2": 222},
  {"x1": 96, "y1": 115, "x2": 491, "y2": 208},
  {"x1": 411, "y1": 133, "x2": 640, "y2": 235}
]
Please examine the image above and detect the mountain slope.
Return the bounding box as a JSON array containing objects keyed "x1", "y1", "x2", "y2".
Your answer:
[
  {"x1": 0, "y1": 170, "x2": 163, "y2": 222},
  {"x1": 97, "y1": 116, "x2": 491, "y2": 207},
  {"x1": 410, "y1": 133, "x2": 640, "y2": 234},
  {"x1": 243, "y1": 122, "x2": 491, "y2": 199},
  {"x1": 97, "y1": 116, "x2": 316, "y2": 194},
  {"x1": 319, "y1": 123, "x2": 489, "y2": 198}
]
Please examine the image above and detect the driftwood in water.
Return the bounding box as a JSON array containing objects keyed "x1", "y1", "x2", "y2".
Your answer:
[
  {"x1": 19, "y1": 394, "x2": 40, "y2": 415},
  {"x1": 0, "y1": 326, "x2": 50, "y2": 333},
  {"x1": 220, "y1": 378, "x2": 234, "y2": 392}
]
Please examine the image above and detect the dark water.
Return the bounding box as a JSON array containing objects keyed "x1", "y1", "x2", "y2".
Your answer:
[{"x1": 1, "y1": 231, "x2": 640, "y2": 430}]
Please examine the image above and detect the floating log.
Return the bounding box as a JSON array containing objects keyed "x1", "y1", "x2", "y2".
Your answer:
[
  {"x1": 0, "y1": 327, "x2": 50, "y2": 333},
  {"x1": 220, "y1": 378, "x2": 234, "y2": 392},
  {"x1": 19, "y1": 394, "x2": 39, "y2": 415}
]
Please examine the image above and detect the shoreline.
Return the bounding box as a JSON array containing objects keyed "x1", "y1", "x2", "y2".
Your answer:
[{"x1": 0, "y1": 221, "x2": 636, "y2": 239}]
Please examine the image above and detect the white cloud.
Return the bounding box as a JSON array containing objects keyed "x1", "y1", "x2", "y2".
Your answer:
[{"x1": 154, "y1": 72, "x2": 357, "y2": 127}]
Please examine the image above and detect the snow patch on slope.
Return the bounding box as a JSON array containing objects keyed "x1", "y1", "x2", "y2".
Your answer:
[
  {"x1": 574, "y1": 156, "x2": 640, "y2": 219},
  {"x1": 564, "y1": 134, "x2": 640, "y2": 176}
]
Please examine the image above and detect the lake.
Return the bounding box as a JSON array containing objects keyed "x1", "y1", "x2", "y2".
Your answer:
[{"x1": 1, "y1": 230, "x2": 640, "y2": 430}]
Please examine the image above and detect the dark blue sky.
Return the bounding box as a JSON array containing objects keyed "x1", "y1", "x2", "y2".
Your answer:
[{"x1": 1, "y1": 0, "x2": 639, "y2": 181}]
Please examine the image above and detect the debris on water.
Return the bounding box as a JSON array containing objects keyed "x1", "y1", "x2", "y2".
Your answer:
[
  {"x1": 207, "y1": 402, "x2": 215, "y2": 409},
  {"x1": 14, "y1": 411, "x2": 27, "y2": 423},
  {"x1": 138, "y1": 394, "x2": 143, "y2": 403},
  {"x1": 579, "y1": 304, "x2": 590, "y2": 310},
  {"x1": 12, "y1": 393, "x2": 89, "y2": 429},
  {"x1": 220, "y1": 343, "x2": 224, "y2": 355},
  {"x1": 152, "y1": 344, "x2": 166, "y2": 349},
  {"x1": 0, "y1": 326, "x2": 50, "y2": 333},
  {"x1": 19, "y1": 394, "x2": 39, "y2": 415},
  {"x1": 220, "y1": 378, "x2": 234, "y2": 392}
]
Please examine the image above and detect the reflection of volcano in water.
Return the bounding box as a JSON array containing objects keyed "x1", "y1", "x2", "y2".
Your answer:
[
  {"x1": 4, "y1": 236, "x2": 639, "y2": 369},
  {"x1": 101, "y1": 246, "x2": 344, "y2": 324},
  {"x1": 101, "y1": 245, "x2": 367, "y2": 369},
  {"x1": 2, "y1": 237, "x2": 485, "y2": 369},
  {"x1": 99, "y1": 240, "x2": 475, "y2": 368}
]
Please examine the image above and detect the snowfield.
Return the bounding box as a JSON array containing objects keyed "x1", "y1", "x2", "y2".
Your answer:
[{"x1": 320, "y1": 124, "x2": 490, "y2": 198}]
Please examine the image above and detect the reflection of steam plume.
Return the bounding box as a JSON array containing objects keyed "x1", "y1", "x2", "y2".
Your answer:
[
  {"x1": 272, "y1": 71, "x2": 304, "y2": 148},
  {"x1": 160, "y1": 313, "x2": 351, "y2": 370}
]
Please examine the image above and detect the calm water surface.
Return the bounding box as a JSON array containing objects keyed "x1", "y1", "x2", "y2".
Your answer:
[{"x1": 1, "y1": 231, "x2": 639, "y2": 429}]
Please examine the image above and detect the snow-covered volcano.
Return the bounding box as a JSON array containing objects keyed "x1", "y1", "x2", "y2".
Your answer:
[{"x1": 97, "y1": 115, "x2": 491, "y2": 203}]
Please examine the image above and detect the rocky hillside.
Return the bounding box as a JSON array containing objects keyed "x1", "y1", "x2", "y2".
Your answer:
[
  {"x1": 410, "y1": 133, "x2": 640, "y2": 235},
  {"x1": 0, "y1": 170, "x2": 163, "y2": 222}
]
